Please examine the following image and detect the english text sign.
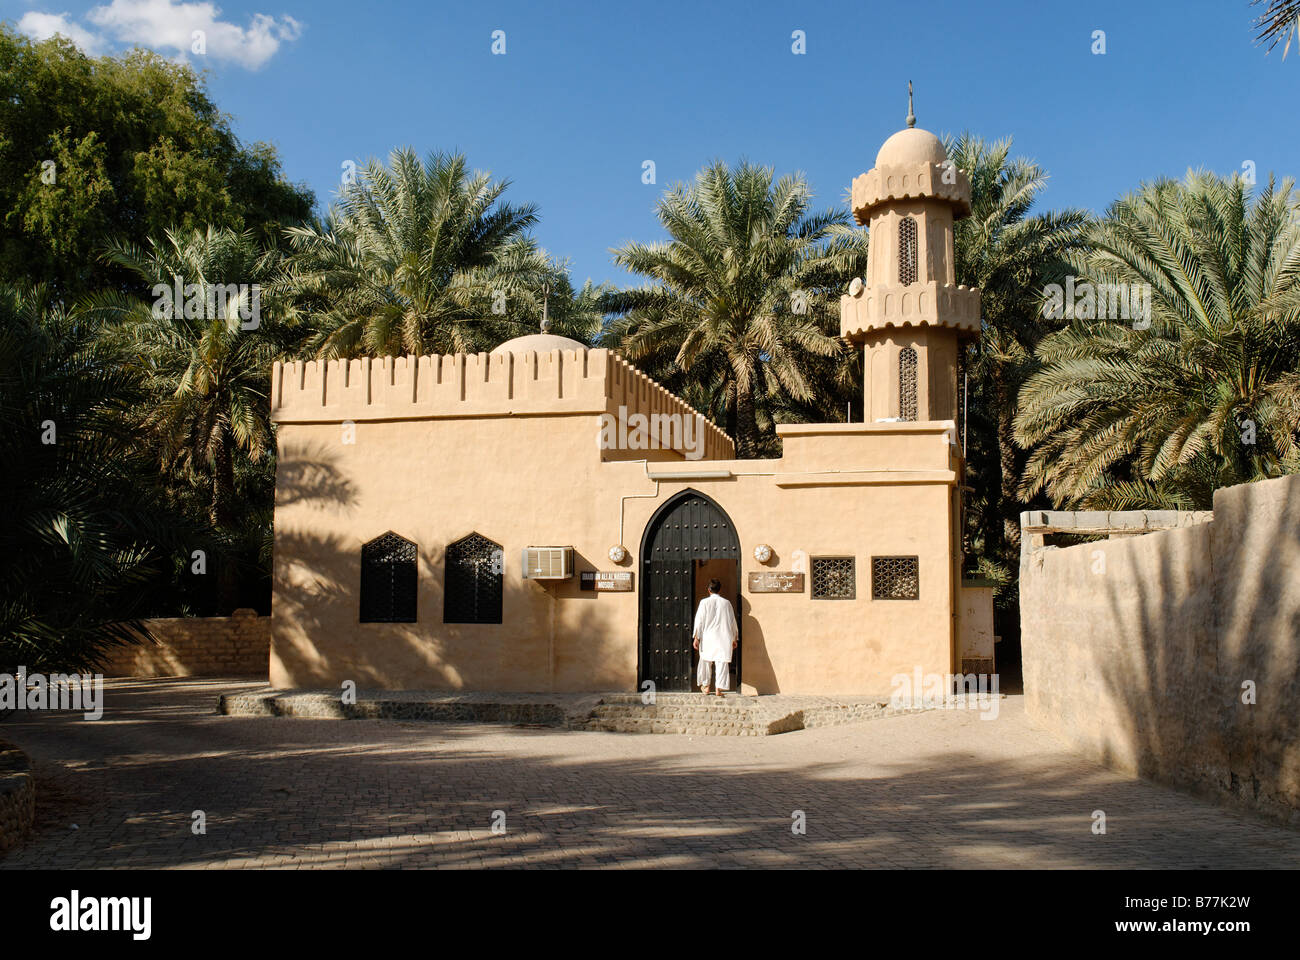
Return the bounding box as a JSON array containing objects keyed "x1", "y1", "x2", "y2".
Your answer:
[{"x1": 580, "y1": 571, "x2": 634, "y2": 592}]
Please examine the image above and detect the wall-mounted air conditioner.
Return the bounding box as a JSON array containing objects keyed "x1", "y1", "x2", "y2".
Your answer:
[{"x1": 521, "y1": 546, "x2": 573, "y2": 579}]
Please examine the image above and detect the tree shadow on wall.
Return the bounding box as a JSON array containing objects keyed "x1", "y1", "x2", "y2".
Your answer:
[
  {"x1": 1096, "y1": 480, "x2": 1300, "y2": 827},
  {"x1": 270, "y1": 529, "x2": 634, "y2": 692},
  {"x1": 274, "y1": 451, "x2": 357, "y2": 508}
]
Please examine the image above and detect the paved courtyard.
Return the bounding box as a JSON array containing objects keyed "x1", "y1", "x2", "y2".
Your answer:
[{"x1": 2, "y1": 678, "x2": 1298, "y2": 869}]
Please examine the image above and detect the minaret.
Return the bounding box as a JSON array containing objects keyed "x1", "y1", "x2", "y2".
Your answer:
[{"x1": 840, "y1": 89, "x2": 980, "y2": 425}]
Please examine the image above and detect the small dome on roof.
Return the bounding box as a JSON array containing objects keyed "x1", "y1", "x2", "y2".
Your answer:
[
  {"x1": 490, "y1": 333, "x2": 587, "y2": 355},
  {"x1": 875, "y1": 127, "x2": 947, "y2": 168}
]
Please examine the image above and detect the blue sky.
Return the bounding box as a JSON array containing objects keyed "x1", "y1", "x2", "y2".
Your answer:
[{"x1": 9, "y1": 0, "x2": 1298, "y2": 289}]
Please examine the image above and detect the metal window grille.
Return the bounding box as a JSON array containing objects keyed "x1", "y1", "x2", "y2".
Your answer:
[
  {"x1": 811, "y1": 556, "x2": 856, "y2": 600},
  {"x1": 360, "y1": 532, "x2": 417, "y2": 623},
  {"x1": 898, "y1": 217, "x2": 918, "y2": 285},
  {"x1": 899, "y1": 347, "x2": 918, "y2": 421},
  {"x1": 444, "y1": 533, "x2": 503, "y2": 624},
  {"x1": 872, "y1": 556, "x2": 919, "y2": 600}
]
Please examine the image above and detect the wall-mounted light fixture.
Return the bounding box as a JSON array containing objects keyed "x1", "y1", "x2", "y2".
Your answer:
[
  {"x1": 608, "y1": 544, "x2": 628, "y2": 563},
  {"x1": 753, "y1": 543, "x2": 773, "y2": 564}
]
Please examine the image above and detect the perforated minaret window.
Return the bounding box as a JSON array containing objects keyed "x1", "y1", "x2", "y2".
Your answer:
[
  {"x1": 899, "y1": 347, "x2": 918, "y2": 421},
  {"x1": 444, "y1": 533, "x2": 503, "y2": 624},
  {"x1": 898, "y1": 217, "x2": 918, "y2": 285},
  {"x1": 360, "y1": 532, "x2": 417, "y2": 623},
  {"x1": 872, "y1": 556, "x2": 919, "y2": 600}
]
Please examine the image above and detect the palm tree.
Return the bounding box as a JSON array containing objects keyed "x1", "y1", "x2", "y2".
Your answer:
[
  {"x1": 280, "y1": 148, "x2": 560, "y2": 357},
  {"x1": 97, "y1": 226, "x2": 302, "y2": 615},
  {"x1": 0, "y1": 285, "x2": 193, "y2": 670},
  {"x1": 100, "y1": 226, "x2": 297, "y2": 532},
  {"x1": 605, "y1": 160, "x2": 868, "y2": 458},
  {"x1": 1253, "y1": 0, "x2": 1300, "y2": 58},
  {"x1": 1015, "y1": 171, "x2": 1300, "y2": 510},
  {"x1": 948, "y1": 134, "x2": 1089, "y2": 561}
]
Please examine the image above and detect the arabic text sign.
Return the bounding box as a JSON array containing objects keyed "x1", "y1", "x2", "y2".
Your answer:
[{"x1": 747, "y1": 572, "x2": 805, "y2": 593}]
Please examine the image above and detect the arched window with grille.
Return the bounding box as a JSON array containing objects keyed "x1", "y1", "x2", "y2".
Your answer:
[
  {"x1": 898, "y1": 217, "x2": 918, "y2": 285},
  {"x1": 360, "y1": 532, "x2": 417, "y2": 623},
  {"x1": 444, "y1": 533, "x2": 503, "y2": 624},
  {"x1": 899, "y1": 347, "x2": 918, "y2": 421}
]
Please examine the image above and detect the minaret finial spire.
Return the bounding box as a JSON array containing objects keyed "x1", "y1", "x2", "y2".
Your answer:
[{"x1": 906, "y1": 80, "x2": 915, "y2": 128}]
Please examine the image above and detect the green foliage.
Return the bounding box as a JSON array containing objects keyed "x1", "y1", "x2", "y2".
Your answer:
[
  {"x1": 603, "y1": 159, "x2": 868, "y2": 457},
  {"x1": 0, "y1": 285, "x2": 200, "y2": 670},
  {"x1": 280, "y1": 148, "x2": 603, "y2": 357},
  {"x1": 946, "y1": 134, "x2": 1089, "y2": 593},
  {"x1": 99, "y1": 227, "x2": 300, "y2": 521},
  {"x1": 94, "y1": 226, "x2": 306, "y2": 610},
  {"x1": 1015, "y1": 171, "x2": 1300, "y2": 509},
  {"x1": 0, "y1": 25, "x2": 313, "y2": 296}
]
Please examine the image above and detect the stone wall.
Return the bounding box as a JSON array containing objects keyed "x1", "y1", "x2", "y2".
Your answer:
[
  {"x1": 1020, "y1": 474, "x2": 1300, "y2": 826},
  {"x1": 103, "y1": 610, "x2": 270, "y2": 678},
  {"x1": 0, "y1": 740, "x2": 35, "y2": 855}
]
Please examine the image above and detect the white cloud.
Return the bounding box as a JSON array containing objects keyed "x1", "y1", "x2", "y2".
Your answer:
[
  {"x1": 19, "y1": 1, "x2": 303, "y2": 70},
  {"x1": 17, "y1": 12, "x2": 109, "y2": 55}
]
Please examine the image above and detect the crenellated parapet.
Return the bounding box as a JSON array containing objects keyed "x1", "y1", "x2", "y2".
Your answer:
[
  {"x1": 851, "y1": 162, "x2": 971, "y2": 224},
  {"x1": 270, "y1": 348, "x2": 734, "y2": 460},
  {"x1": 840, "y1": 280, "x2": 981, "y2": 341}
]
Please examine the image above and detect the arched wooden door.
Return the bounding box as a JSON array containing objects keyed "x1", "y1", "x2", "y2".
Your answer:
[{"x1": 639, "y1": 490, "x2": 740, "y2": 692}]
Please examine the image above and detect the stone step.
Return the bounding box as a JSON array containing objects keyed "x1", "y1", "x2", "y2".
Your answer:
[
  {"x1": 220, "y1": 693, "x2": 568, "y2": 725},
  {"x1": 220, "y1": 690, "x2": 917, "y2": 737},
  {"x1": 590, "y1": 704, "x2": 757, "y2": 720},
  {"x1": 599, "y1": 693, "x2": 746, "y2": 705},
  {"x1": 580, "y1": 717, "x2": 765, "y2": 736}
]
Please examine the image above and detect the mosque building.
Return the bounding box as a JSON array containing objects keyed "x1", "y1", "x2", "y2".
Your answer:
[{"x1": 267, "y1": 109, "x2": 995, "y2": 695}]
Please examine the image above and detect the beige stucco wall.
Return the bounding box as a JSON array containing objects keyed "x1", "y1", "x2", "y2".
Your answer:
[
  {"x1": 270, "y1": 398, "x2": 968, "y2": 695},
  {"x1": 1021, "y1": 474, "x2": 1300, "y2": 825},
  {"x1": 102, "y1": 610, "x2": 270, "y2": 678},
  {"x1": 270, "y1": 348, "x2": 733, "y2": 461}
]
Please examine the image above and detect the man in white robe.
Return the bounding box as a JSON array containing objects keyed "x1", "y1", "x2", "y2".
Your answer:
[{"x1": 692, "y1": 578, "x2": 738, "y2": 695}]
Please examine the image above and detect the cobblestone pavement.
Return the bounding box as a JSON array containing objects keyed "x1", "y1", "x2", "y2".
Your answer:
[{"x1": 2, "y1": 678, "x2": 1297, "y2": 869}]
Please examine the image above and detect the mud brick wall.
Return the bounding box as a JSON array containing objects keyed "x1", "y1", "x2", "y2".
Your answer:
[
  {"x1": 1020, "y1": 475, "x2": 1300, "y2": 827},
  {"x1": 102, "y1": 610, "x2": 269, "y2": 679}
]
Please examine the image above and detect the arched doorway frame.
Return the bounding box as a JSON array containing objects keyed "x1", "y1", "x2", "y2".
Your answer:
[{"x1": 637, "y1": 488, "x2": 741, "y2": 692}]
